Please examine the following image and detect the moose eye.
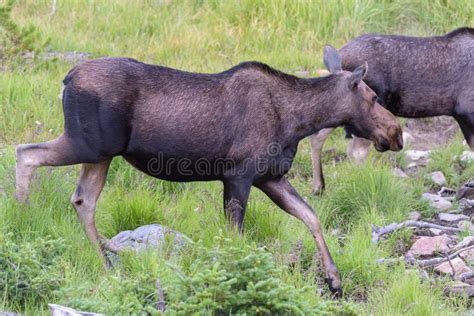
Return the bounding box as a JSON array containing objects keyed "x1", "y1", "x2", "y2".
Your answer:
[{"x1": 372, "y1": 95, "x2": 378, "y2": 103}]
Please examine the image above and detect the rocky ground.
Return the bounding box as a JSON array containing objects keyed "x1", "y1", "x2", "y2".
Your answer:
[{"x1": 379, "y1": 118, "x2": 474, "y2": 299}]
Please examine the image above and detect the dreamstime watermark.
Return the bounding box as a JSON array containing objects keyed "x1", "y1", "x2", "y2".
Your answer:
[{"x1": 146, "y1": 142, "x2": 293, "y2": 177}]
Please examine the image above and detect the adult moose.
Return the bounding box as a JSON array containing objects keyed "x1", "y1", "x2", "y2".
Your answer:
[
  {"x1": 15, "y1": 47, "x2": 402, "y2": 295},
  {"x1": 311, "y1": 27, "x2": 474, "y2": 194}
]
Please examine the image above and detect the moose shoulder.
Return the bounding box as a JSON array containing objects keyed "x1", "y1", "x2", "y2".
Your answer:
[
  {"x1": 311, "y1": 27, "x2": 474, "y2": 194},
  {"x1": 15, "y1": 48, "x2": 402, "y2": 295}
]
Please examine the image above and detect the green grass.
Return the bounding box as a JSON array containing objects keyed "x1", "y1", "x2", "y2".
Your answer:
[{"x1": 1, "y1": 0, "x2": 474, "y2": 314}]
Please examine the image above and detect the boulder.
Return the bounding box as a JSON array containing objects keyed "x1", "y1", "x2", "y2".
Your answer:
[
  {"x1": 427, "y1": 171, "x2": 447, "y2": 187},
  {"x1": 407, "y1": 235, "x2": 451, "y2": 257},
  {"x1": 438, "y1": 212, "x2": 469, "y2": 223},
  {"x1": 435, "y1": 257, "x2": 471, "y2": 276},
  {"x1": 421, "y1": 193, "x2": 452, "y2": 210},
  {"x1": 109, "y1": 224, "x2": 191, "y2": 253}
]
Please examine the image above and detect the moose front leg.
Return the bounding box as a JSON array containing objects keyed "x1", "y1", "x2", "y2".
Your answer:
[
  {"x1": 223, "y1": 178, "x2": 252, "y2": 232},
  {"x1": 256, "y1": 176, "x2": 342, "y2": 296},
  {"x1": 310, "y1": 128, "x2": 334, "y2": 195},
  {"x1": 70, "y1": 160, "x2": 118, "y2": 259}
]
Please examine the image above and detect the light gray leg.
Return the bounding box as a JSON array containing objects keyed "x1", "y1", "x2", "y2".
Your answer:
[{"x1": 310, "y1": 128, "x2": 334, "y2": 195}]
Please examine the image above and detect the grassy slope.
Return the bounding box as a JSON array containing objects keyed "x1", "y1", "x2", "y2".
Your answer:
[{"x1": 1, "y1": 0, "x2": 474, "y2": 314}]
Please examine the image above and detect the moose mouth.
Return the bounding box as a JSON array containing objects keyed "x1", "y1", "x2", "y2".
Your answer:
[{"x1": 374, "y1": 137, "x2": 404, "y2": 152}]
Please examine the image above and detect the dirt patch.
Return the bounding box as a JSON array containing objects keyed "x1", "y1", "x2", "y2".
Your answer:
[{"x1": 404, "y1": 117, "x2": 459, "y2": 150}]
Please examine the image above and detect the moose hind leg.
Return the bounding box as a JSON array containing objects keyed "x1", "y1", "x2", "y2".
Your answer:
[
  {"x1": 71, "y1": 160, "x2": 115, "y2": 257},
  {"x1": 256, "y1": 176, "x2": 342, "y2": 296},
  {"x1": 310, "y1": 128, "x2": 333, "y2": 195},
  {"x1": 223, "y1": 178, "x2": 252, "y2": 232},
  {"x1": 16, "y1": 135, "x2": 89, "y2": 203}
]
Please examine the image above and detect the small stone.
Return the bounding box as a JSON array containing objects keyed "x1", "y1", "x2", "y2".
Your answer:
[
  {"x1": 435, "y1": 257, "x2": 471, "y2": 276},
  {"x1": 460, "y1": 248, "x2": 474, "y2": 263},
  {"x1": 393, "y1": 168, "x2": 409, "y2": 178},
  {"x1": 422, "y1": 193, "x2": 452, "y2": 210},
  {"x1": 427, "y1": 171, "x2": 447, "y2": 186},
  {"x1": 402, "y1": 132, "x2": 415, "y2": 147},
  {"x1": 438, "y1": 212, "x2": 469, "y2": 223},
  {"x1": 429, "y1": 228, "x2": 442, "y2": 235},
  {"x1": 408, "y1": 211, "x2": 422, "y2": 221},
  {"x1": 460, "y1": 151, "x2": 474, "y2": 163},
  {"x1": 407, "y1": 235, "x2": 451, "y2": 257},
  {"x1": 407, "y1": 162, "x2": 417, "y2": 169},
  {"x1": 406, "y1": 150, "x2": 430, "y2": 162}
]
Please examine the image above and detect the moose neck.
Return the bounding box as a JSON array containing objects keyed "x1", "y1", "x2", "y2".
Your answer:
[{"x1": 277, "y1": 75, "x2": 349, "y2": 142}]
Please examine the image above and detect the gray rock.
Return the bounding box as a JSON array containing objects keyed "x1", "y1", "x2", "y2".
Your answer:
[
  {"x1": 393, "y1": 168, "x2": 409, "y2": 178},
  {"x1": 408, "y1": 211, "x2": 422, "y2": 221},
  {"x1": 435, "y1": 258, "x2": 471, "y2": 276},
  {"x1": 405, "y1": 150, "x2": 430, "y2": 166},
  {"x1": 0, "y1": 312, "x2": 23, "y2": 316},
  {"x1": 110, "y1": 224, "x2": 190, "y2": 253},
  {"x1": 421, "y1": 193, "x2": 452, "y2": 210},
  {"x1": 407, "y1": 235, "x2": 452, "y2": 257},
  {"x1": 438, "y1": 212, "x2": 469, "y2": 223},
  {"x1": 427, "y1": 171, "x2": 447, "y2": 187},
  {"x1": 429, "y1": 228, "x2": 443, "y2": 236}
]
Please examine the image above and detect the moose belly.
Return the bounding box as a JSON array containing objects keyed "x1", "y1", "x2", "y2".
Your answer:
[{"x1": 122, "y1": 151, "x2": 231, "y2": 182}]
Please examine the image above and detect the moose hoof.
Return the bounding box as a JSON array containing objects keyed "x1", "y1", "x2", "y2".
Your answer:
[
  {"x1": 311, "y1": 186, "x2": 325, "y2": 196},
  {"x1": 326, "y1": 277, "x2": 343, "y2": 298},
  {"x1": 99, "y1": 238, "x2": 121, "y2": 254}
]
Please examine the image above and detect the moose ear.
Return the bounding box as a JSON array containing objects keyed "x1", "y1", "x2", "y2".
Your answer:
[
  {"x1": 323, "y1": 45, "x2": 342, "y2": 73},
  {"x1": 348, "y1": 62, "x2": 368, "y2": 89}
]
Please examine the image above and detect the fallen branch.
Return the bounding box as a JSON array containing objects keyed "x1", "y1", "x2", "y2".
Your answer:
[
  {"x1": 406, "y1": 245, "x2": 474, "y2": 268},
  {"x1": 156, "y1": 279, "x2": 166, "y2": 312},
  {"x1": 372, "y1": 220, "x2": 462, "y2": 244},
  {"x1": 377, "y1": 246, "x2": 474, "y2": 268}
]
